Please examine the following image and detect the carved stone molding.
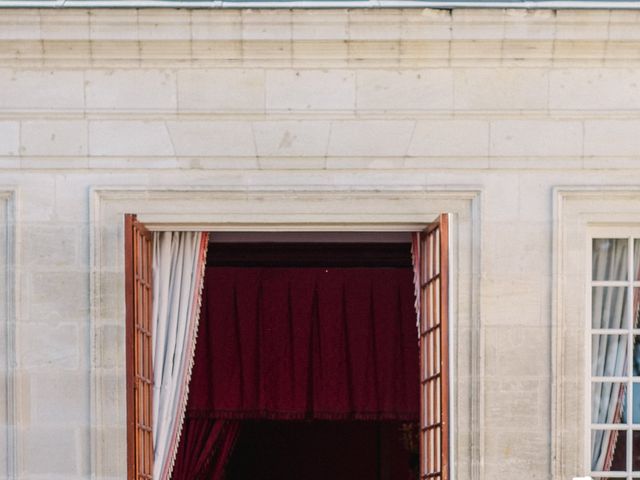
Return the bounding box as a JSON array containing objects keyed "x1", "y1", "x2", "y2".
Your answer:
[
  {"x1": 0, "y1": 9, "x2": 639, "y2": 67},
  {"x1": 89, "y1": 186, "x2": 481, "y2": 479},
  {"x1": 552, "y1": 187, "x2": 640, "y2": 478},
  {"x1": 0, "y1": 188, "x2": 17, "y2": 480}
]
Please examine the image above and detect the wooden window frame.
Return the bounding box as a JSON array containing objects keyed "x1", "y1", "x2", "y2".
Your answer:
[
  {"x1": 123, "y1": 213, "x2": 450, "y2": 480},
  {"x1": 125, "y1": 214, "x2": 154, "y2": 480},
  {"x1": 419, "y1": 214, "x2": 450, "y2": 480}
]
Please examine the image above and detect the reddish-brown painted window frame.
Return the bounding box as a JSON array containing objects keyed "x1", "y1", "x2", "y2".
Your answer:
[
  {"x1": 419, "y1": 214, "x2": 450, "y2": 480},
  {"x1": 123, "y1": 215, "x2": 449, "y2": 479},
  {"x1": 125, "y1": 214, "x2": 154, "y2": 480}
]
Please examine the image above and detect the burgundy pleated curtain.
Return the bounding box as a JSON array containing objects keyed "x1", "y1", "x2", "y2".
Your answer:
[{"x1": 173, "y1": 266, "x2": 419, "y2": 479}]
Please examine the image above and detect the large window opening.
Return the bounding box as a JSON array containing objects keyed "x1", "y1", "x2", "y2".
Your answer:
[
  {"x1": 125, "y1": 218, "x2": 450, "y2": 480},
  {"x1": 590, "y1": 237, "x2": 640, "y2": 479}
]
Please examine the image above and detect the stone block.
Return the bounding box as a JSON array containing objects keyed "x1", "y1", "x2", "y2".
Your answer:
[
  {"x1": 356, "y1": 69, "x2": 453, "y2": 111},
  {"x1": 28, "y1": 271, "x2": 88, "y2": 322},
  {"x1": 0, "y1": 69, "x2": 84, "y2": 110},
  {"x1": 18, "y1": 323, "x2": 79, "y2": 370},
  {"x1": 85, "y1": 70, "x2": 177, "y2": 110},
  {"x1": 291, "y1": 11, "x2": 349, "y2": 40},
  {"x1": 454, "y1": 68, "x2": 548, "y2": 110},
  {"x1": 29, "y1": 372, "x2": 86, "y2": 425},
  {"x1": 0, "y1": 122, "x2": 19, "y2": 156},
  {"x1": 167, "y1": 121, "x2": 255, "y2": 156},
  {"x1": 348, "y1": 10, "x2": 402, "y2": 41},
  {"x1": 400, "y1": 9, "x2": 452, "y2": 41},
  {"x1": 242, "y1": 10, "x2": 292, "y2": 41},
  {"x1": 89, "y1": 121, "x2": 175, "y2": 157},
  {"x1": 584, "y1": 120, "x2": 640, "y2": 157},
  {"x1": 252, "y1": 121, "x2": 331, "y2": 157},
  {"x1": 22, "y1": 426, "x2": 79, "y2": 475},
  {"x1": 191, "y1": 11, "x2": 242, "y2": 40},
  {"x1": 89, "y1": 10, "x2": 139, "y2": 41},
  {"x1": 40, "y1": 10, "x2": 90, "y2": 41},
  {"x1": 408, "y1": 120, "x2": 489, "y2": 156},
  {"x1": 0, "y1": 11, "x2": 41, "y2": 40},
  {"x1": 177, "y1": 69, "x2": 264, "y2": 111},
  {"x1": 327, "y1": 120, "x2": 414, "y2": 157},
  {"x1": 550, "y1": 68, "x2": 640, "y2": 110},
  {"x1": 20, "y1": 120, "x2": 87, "y2": 157},
  {"x1": 484, "y1": 326, "x2": 548, "y2": 377},
  {"x1": 22, "y1": 224, "x2": 78, "y2": 267},
  {"x1": 490, "y1": 120, "x2": 583, "y2": 157},
  {"x1": 137, "y1": 10, "x2": 191, "y2": 41},
  {"x1": 266, "y1": 69, "x2": 356, "y2": 111}
]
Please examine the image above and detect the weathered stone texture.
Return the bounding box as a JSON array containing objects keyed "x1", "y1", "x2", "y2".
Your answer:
[{"x1": 0, "y1": 7, "x2": 639, "y2": 480}]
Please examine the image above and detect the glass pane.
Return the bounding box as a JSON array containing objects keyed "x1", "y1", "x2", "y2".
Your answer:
[
  {"x1": 593, "y1": 239, "x2": 629, "y2": 281},
  {"x1": 592, "y1": 429, "x2": 627, "y2": 472},
  {"x1": 592, "y1": 383, "x2": 627, "y2": 424},
  {"x1": 634, "y1": 430, "x2": 640, "y2": 471},
  {"x1": 635, "y1": 239, "x2": 640, "y2": 282},
  {"x1": 593, "y1": 287, "x2": 628, "y2": 329},
  {"x1": 634, "y1": 339, "x2": 640, "y2": 376},
  {"x1": 635, "y1": 288, "x2": 640, "y2": 329},
  {"x1": 592, "y1": 335, "x2": 629, "y2": 376},
  {"x1": 634, "y1": 384, "x2": 640, "y2": 424}
]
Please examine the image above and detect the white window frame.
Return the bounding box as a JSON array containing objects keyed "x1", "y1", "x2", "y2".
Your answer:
[
  {"x1": 587, "y1": 228, "x2": 640, "y2": 479},
  {"x1": 553, "y1": 188, "x2": 640, "y2": 479}
]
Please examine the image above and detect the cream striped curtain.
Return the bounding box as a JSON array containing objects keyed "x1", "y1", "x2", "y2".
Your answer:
[{"x1": 152, "y1": 231, "x2": 209, "y2": 480}]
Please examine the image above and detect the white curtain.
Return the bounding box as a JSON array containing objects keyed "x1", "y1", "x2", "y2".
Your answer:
[
  {"x1": 152, "y1": 231, "x2": 209, "y2": 480},
  {"x1": 591, "y1": 239, "x2": 628, "y2": 472}
]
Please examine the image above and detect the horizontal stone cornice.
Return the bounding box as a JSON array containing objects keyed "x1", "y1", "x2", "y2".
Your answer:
[{"x1": 0, "y1": 8, "x2": 639, "y2": 66}]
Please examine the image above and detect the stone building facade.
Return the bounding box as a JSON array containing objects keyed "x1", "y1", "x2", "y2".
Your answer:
[{"x1": 1, "y1": 6, "x2": 640, "y2": 479}]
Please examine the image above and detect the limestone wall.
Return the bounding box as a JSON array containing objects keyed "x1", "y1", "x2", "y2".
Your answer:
[{"x1": 1, "y1": 7, "x2": 640, "y2": 479}]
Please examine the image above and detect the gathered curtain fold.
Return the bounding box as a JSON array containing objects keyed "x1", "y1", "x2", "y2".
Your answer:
[
  {"x1": 186, "y1": 266, "x2": 419, "y2": 421},
  {"x1": 171, "y1": 418, "x2": 240, "y2": 480},
  {"x1": 152, "y1": 231, "x2": 209, "y2": 480}
]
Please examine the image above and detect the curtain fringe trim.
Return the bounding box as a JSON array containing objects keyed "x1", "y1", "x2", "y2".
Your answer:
[{"x1": 163, "y1": 232, "x2": 210, "y2": 480}]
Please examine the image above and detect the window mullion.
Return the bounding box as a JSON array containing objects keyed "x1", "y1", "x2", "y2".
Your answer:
[{"x1": 627, "y1": 236, "x2": 633, "y2": 479}]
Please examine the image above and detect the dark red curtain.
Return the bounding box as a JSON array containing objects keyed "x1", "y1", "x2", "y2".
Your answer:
[
  {"x1": 172, "y1": 418, "x2": 239, "y2": 480},
  {"x1": 187, "y1": 267, "x2": 419, "y2": 421}
]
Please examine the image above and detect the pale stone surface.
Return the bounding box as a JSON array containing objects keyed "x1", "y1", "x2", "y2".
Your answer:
[
  {"x1": 266, "y1": 69, "x2": 356, "y2": 110},
  {"x1": 20, "y1": 120, "x2": 87, "y2": 156},
  {"x1": 1, "y1": 7, "x2": 640, "y2": 480},
  {"x1": 454, "y1": 68, "x2": 549, "y2": 110},
  {"x1": 490, "y1": 120, "x2": 583, "y2": 157},
  {"x1": 0, "y1": 122, "x2": 19, "y2": 156},
  {"x1": 408, "y1": 120, "x2": 489, "y2": 156},
  {"x1": 252, "y1": 121, "x2": 331, "y2": 157},
  {"x1": 177, "y1": 69, "x2": 265, "y2": 111},
  {"x1": 327, "y1": 120, "x2": 414, "y2": 156},
  {"x1": 356, "y1": 69, "x2": 453, "y2": 110},
  {"x1": 89, "y1": 121, "x2": 174, "y2": 157},
  {"x1": 29, "y1": 372, "x2": 87, "y2": 424},
  {"x1": 584, "y1": 120, "x2": 640, "y2": 156},
  {"x1": 166, "y1": 121, "x2": 256, "y2": 157},
  {"x1": 22, "y1": 426, "x2": 79, "y2": 475},
  {"x1": 0, "y1": 69, "x2": 84, "y2": 110},
  {"x1": 550, "y1": 68, "x2": 640, "y2": 110},
  {"x1": 18, "y1": 323, "x2": 79, "y2": 369},
  {"x1": 85, "y1": 70, "x2": 177, "y2": 110}
]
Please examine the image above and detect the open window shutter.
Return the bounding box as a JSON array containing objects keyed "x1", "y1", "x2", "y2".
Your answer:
[
  {"x1": 419, "y1": 214, "x2": 450, "y2": 480},
  {"x1": 125, "y1": 214, "x2": 154, "y2": 480}
]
